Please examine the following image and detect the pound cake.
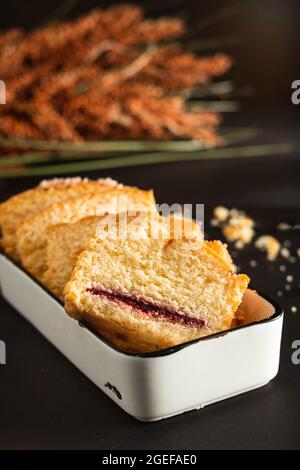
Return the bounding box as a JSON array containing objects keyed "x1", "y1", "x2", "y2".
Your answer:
[
  {"x1": 0, "y1": 177, "x2": 121, "y2": 260},
  {"x1": 44, "y1": 213, "x2": 149, "y2": 299},
  {"x1": 16, "y1": 186, "x2": 155, "y2": 281},
  {"x1": 64, "y1": 219, "x2": 249, "y2": 352},
  {"x1": 45, "y1": 213, "x2": 207, "y2": 300},
  {"x1": 45, "y1": 215, "x2": 232, "y2": 301}
]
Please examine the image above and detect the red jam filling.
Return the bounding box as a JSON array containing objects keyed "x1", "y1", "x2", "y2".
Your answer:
[{"x1": 87, "y1": 287, "x2": 205, "y2": 328}]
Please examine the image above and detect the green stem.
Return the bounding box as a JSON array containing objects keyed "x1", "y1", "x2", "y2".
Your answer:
[
  {"x1": 188, "y1": 81, "x2": 234, "y2": 98},
  {"x1": 0, "y1": 129, "x2": 259, "y2": 167},
  {"x1": 0, "y1": 143, "x2": 294, "y2": 178},
  {"x1": 187, "y1": 100, "x2": 240, "y2": 112},
  {"x1": 0, "y1": 138, "x2": 212, "y2": 153},
  {"x1": 221, "y1": 128, "x2": 258, "y2": 144},
  {"x1": 0, "y1": 151, "x2": 101, "y2": 166}
]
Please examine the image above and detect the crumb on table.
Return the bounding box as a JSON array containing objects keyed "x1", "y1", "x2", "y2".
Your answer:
[{"x1": 255, "y1": 235, "x2": 280, "y2": 261}]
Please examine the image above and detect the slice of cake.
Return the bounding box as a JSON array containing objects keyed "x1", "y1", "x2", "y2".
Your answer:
[
  {"x1": 45, "y1": 216, "x2": 106, "y2": 299},
  {"x1": 0, "y1": 177, "x2": 121, "y2": 260},
  {"x1": 44, "y1": 213, "x2": 149, "y2": 299},
  {"x1": 64, "y1": 220, "x2": 249, "y2": 352},
  {"x1": 45, "y1": 216, "x2": 232, "y2": 301},
  {"x1": 16, "y1": 186, "x2": 155, "y2": 281}
]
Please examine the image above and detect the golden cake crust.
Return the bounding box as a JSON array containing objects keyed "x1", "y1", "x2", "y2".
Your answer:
[
  {"x1": 0, "y1": 177, "x2": 122, "y2": 260},
  {"x1": 16, "y1": 186, "x2": 155, "y2": 281},
  {"x1": 44, "y1": 216, "x2": 104, "y2": 299}
]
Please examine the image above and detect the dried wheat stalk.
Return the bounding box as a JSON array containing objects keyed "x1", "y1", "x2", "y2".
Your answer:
[{"x1": 0, "y1": 4, "x2": 231, "y2": 155}]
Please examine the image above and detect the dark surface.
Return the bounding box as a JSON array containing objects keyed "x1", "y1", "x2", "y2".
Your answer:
[{"x1": 0, "y1": 0, "x2": 300, "y2": 451}]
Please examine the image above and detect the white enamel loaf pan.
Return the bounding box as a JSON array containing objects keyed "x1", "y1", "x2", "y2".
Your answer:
[{"x1": 0, "y1": 253, "x2": 283, "y2": 421}]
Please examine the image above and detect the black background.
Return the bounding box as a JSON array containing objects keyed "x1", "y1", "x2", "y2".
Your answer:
[{"x1": 0, "y1": 0, "x2": 300, "y2": 450}]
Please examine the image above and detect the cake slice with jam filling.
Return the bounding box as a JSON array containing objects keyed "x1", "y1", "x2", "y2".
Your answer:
[
  {"x1": 45, "y1": 214, "x2": 233, "y2": 301},
  {"x1": 64, "y1": 218, "x2": 249, "y2": 352}
]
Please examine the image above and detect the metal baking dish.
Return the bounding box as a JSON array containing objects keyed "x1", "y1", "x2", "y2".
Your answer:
[{"x1": 0, "y1": 253, "x2": 283, "y2": 421}]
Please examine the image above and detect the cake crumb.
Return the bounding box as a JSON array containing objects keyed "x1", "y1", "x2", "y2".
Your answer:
[
  {"x1": 297, "y1": 248, "x2": 300, "y2": 258},
  {"x1": 213, "y1": 206, "x2": 229, "y2": 222},
  {"x1": 291, "y1": 306, "x2": 297, "y2": 313},
  {"x1": 97, "y1": 177, "x2": 122, "y2": 188},
  {"x1": 249, "y1": 260, "x2": 257, "y2": 267},
  {"x1": 289, "y1": 256, "x2": 296, "y2": 263},
  {"x1": 232, "y1": 263, "x2": 239, "y2": 273},
  {"x1": 38, "y1": 177, "x2": 121, "y2": 189},
  {"x1": 234, "y1": 240, "x2": 245, "y2": 250},
  {"x1": 277, "y1": 222, "x2": 291, "y2": 231},
  {"x1": 210, "y1": 218, "x2": 219, "y2": 227},
  {"x1": 211, "y1": 206, "x2": 255, "y2": 249},
  {"x1": 286, "y1": 275, "x2": 293, "y2": 283},
  {"x1": 39, "y1": 177, "x2": 89, "y2": 188},
  {"x1": 223, "y1": 212, "x2": 255, "y2": 248},
  {"x1": 285, "y1": 284, "x2": 291, "y2": 291},
  {"x1": 255, "y1": 235, "x2": 280, "y2": 261},
  {"x1": 277, "y1": 290, "x2": 283, "y2": 297},
  {"x1": 279, "y1": 265, "x2": 287, "y2": 272},
  {"x1": 281, "y1": 247, "x2": 290, "y2": 258}
]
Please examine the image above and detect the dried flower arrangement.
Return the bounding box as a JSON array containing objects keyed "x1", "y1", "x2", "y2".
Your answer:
[
  {"x1": 0, "y1": 3, "x2": 294, "y2": 177},
  {"x1": 0, "y1": 5, "x2": 230, "y2": 144}
]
